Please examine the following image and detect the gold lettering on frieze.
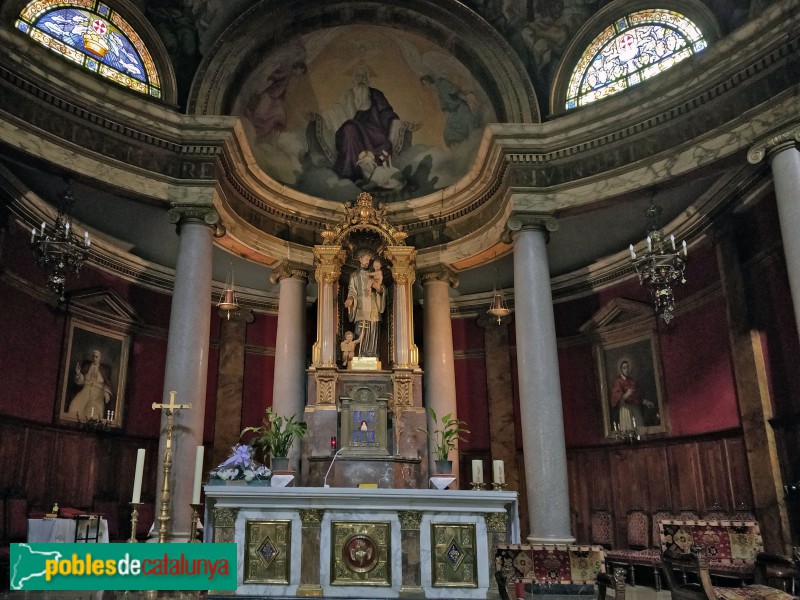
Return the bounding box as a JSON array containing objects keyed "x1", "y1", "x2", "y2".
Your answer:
[
  {"x1": 244, "y1": 520, "x2": 291, "y2": 584},
  {"x1": 431, "y1": 523, "x2": 477, "y2": 587},
  {"x1": 331, "y1": 521, "x2": 391, "y2": 586},
  {"x1": 300, "y1": 509, "x2": 323, "y2": 528},
  {"x1": 485, "y1": 512, "x2": 508, "y2": 533}
]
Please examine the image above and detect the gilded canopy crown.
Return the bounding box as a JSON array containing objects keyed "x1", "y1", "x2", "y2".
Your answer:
[{"x1": 321, "y1": 193, "x2": 407, "y2": 247}]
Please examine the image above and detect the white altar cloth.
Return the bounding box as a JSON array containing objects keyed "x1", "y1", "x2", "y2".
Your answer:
[{"x1": 27, "y1": 517, "x2": 109, "y2": 543}]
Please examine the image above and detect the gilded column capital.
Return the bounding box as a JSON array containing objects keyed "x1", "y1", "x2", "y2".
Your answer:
[
  {"x1": 313, "y1": 245, "x2": 346, "y2": 285},
  {"x1": 747, "y1": 126, "x2": 800, "y2": 164},
  {"x1": 385, "y1": 245, "x2": 417, "y2": 285},
  {"x1": 269, "y1": 261, "x2": 311, "y2": 285},
  {"x1": 398, "y1": 510, "x2": 422, "y2": 530},
  {"x1": 167, "y1": 204, "x2": 220, "y2": 231},
  {"x1": 212, "y1": 507, "x2": 238, "y2": 528},
  {"x1": 299, "y1": 508, "x2": 323, "y2": 528},
  {"x1": 502, "y1": 213, "x2": 558, "y2": 243},
  {"x1": 419, "y1": 266, "x2": 459, "y2": 289},
  {"x1": 485, "y1": 512, "x2": 508, "y2": 533}
]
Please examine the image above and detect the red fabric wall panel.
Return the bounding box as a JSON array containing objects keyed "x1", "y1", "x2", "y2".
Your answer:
[
  {"x1": 242, "y1": 352, "x2": 275, "y2": 430},
  {"x1": 658, "y1": 299, "x2": 739, "y2": 435},
  {"x1": 454, "y1": 355, "x2": 489, "y2": 449},
  {"x1": 0, "y1": 280, "x2": 64, "y2": 422},
  {"x1": 559, "y1": 342, "x2": 602, "y2": 446},
  {"x1": 124, "y1": 334, "x2": 167, "y2": 438}
]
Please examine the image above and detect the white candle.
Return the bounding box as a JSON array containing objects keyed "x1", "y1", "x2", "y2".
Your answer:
[
  {"x1": 629, "y1": 244, "x2": 635, "y2": 260},
  {"x1": 192, "y1": 446, "x2": 204, "y2": 504},
  {"x1": 131, "y1": 448, "x2": 145, "y2": 504},
  {"x1": 471, "y1": 460, "x2": 483, "y2": 484},
  {"x1": 647, "y1": 236, "x2": 652, "y2": 252},
  {"x1": 682, "y1": 240, "x2": 687, "y2": 256},
  {"x1": 670, "y1": 234, "x2": 676, "y2": 251},
  {"x1": 493, "y1": 460, "x2": 505, "y2": 484},
  {"x1": 41, "y1": 222, "x2": 45, "y2": 233},
  {"x1": 632, "y1": 416, "x2": 637, "y2": 429},
  {"x1": 31, "y1": 227, "x2": 36, "y2": 242}
]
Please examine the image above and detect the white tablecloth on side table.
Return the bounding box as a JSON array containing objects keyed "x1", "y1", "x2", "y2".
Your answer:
[{"x1": 27, "y1": 517, "x2": 109, "y2": 543}]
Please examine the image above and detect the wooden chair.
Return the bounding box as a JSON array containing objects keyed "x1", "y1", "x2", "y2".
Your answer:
[
  {"x1": 591, "y1": 508, "x2": 615, "y2": 549},
  {"x1": 597, "y1": 567, "x2": 627, "y2": 600},
  {"x1": 607, "y1": 508, "x2": 664, "y2": 589},
  {"x1": 661, "y1": 546, "x2": 795, "y2": 600}
]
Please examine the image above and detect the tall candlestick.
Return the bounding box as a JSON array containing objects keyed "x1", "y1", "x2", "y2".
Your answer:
[
  {"x1": 493, "y1": 460, "x2": 505, "y2": 484},
  {"x1": 471, "y1": 460, "x2": 483, "y2": 484},
  {"x1": 131, "y1": 448, "x2": 145, "y2": 504},
  {"x1": 192, "y1": 446, "x2": 204, "y2": 505}
]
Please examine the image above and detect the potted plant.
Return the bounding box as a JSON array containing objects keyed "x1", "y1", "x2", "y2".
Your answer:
[
  {"x1": 241, "y1": 407, "x2": 308, "y2": 470},
  {"x1": 421, "y1": 407, "x2": 470, "y2": 475}
]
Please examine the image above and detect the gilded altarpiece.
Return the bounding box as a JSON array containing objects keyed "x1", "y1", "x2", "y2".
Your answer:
[
  {"x1": 431, "y1": 523, "x2": 478, "y2": 587},
  {"x1": 244, "y1": 520, "x2": 291, "y2": 584},
  {"x1": 331, "y1": 521, "x2": 391, "y2": 586}
]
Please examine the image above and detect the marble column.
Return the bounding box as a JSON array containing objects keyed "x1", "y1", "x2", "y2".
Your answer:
[
  {"x1": 478, "y1": 313, "x2": 524, "y2": 527},
  {"x1": 297, "y1": 509, "x2": 323, "y2": 597},
  {"x1": 311, "y1": 246, "x2": 345, "y2": 368},
  {"x1": 421, "y1": 267, "x2": 460, "y2": 483},
  {"x1": 715, "y1": 229, "x2": 792, "y2": 553},
  {"x1": 398, "y1": 510, "x2": 423, "y2": 597},
  {"x1": 211, "y1": 308, "x2": 254, "y2": 469},
  {"x1": 386, "y1": 246, "x2": 419, "y2": 368},
  {"x1": 505, "y1": 214, "x2": 573, "y2": 543},
  {"x1": 485, "y1": 512, "x2": 509, "y2": 598},
  {"x1": 748, "y1": 127, "x2": 800, "y2": 345},
  {"x1": 270, "y1": 262, "x2": 310, "y2": 471},
  {"x1": 156, "y1": 204, "x2": 218, "y2": 541}
]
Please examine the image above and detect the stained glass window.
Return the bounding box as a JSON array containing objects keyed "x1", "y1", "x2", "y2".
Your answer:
[
  {"x1": 565, "y1": 9, "x2": 706, "y2": 109},
  {"x1": 16, "y1": 1, "x2": 161, "y2": 98}
]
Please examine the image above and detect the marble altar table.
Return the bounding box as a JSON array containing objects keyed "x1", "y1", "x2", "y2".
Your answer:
[{"x1": 204, "y1": 485, "x2": 519, "y2": 599}]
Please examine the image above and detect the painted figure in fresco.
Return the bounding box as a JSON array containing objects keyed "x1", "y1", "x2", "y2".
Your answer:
[
  {"x1": 69, "y1": 349, "x2": 113, "y2": 419},
  {"x1": 309, "y1": 65, "x2": 418, "y2": 187},
  {"x1": 610, "y1": 359, "x2": 654, "y2": 432},
  {"x1": 420, "y1": 74, "x2": 478, "y2": 148},
  {"x1": 344, "y1": 249, "x2": 387, "y2": 358},
  {"x1": 245, "y1": 61, "x2": 307, "y2": 141}
]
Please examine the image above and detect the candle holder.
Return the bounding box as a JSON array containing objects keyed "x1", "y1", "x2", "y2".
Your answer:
[
  {"x1": 127, "y1": 502, "x2": 143, "y2": 543},
  {"x1": 189, "y1": 503, "x2": 203, "y2": 543},
  {"x1": 492, "y1": 482, "x2": 508, "y2": 491},
  {"x1": 470, "y1": 482, "x2": 486, "y2": 491}
]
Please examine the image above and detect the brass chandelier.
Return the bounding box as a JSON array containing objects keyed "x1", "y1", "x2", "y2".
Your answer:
[
  {"x1": 629, "y1": 196, "x2": 688, "y2": 324},
  {"x1": 30, "y1": 190, "x2": 90, "y2": 302}
]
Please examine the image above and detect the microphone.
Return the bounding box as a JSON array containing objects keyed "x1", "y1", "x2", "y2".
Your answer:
[{"x1": 324, "y1": 448, "x2": 345, "y2": 488}]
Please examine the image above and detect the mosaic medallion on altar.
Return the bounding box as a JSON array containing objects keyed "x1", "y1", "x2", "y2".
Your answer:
[
  {"x1": 331, "y1": 521, "x2": 390, "y2": 585},
  {"x1": 244, "y1": 520, "x2": 291, "y2": 584},
  {"x1": 431, "y1": 523, "x2": 477, "y2": 587}
]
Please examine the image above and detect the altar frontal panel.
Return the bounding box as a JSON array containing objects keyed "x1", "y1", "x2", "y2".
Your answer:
[
  {"x1": 244, "y1": 520, "x2": 291, "y2": 584},
  {"x1": 331, "y1": 521, "x2": 391, "y2": 586},
  {"x1": 431, "y1": 523, "x2": 478, "y2": 587}
]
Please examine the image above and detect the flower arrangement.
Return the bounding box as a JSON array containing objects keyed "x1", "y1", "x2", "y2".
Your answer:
[{"x1": 209, "y1": 444, "x2": 271, "y2": 482}]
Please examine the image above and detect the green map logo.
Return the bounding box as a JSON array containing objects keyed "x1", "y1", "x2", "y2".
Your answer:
[{"x1": 10, "y1": 543, "x2": 237, "y2": 590}]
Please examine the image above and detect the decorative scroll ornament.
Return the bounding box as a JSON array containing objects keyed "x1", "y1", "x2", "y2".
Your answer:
[{"x1": 321, "y1": 192, "x2": 407, "y2": 247}]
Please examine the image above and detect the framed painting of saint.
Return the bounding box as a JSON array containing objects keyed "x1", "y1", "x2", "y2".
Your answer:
[
  {"x1": 58, "y1": 318, "x2": 130, "y2": 428},
  {"x1": 596, "y1": 333, "x2": 668, "y2": 439}
]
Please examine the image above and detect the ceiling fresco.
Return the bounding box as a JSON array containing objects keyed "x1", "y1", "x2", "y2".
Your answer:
[{"x1": 230, "y1": 25, "x2": 497, "y2": 203}]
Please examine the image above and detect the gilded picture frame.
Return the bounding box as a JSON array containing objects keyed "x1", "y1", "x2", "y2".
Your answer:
[
  {"x1": 58, "y1": 318, "x2": 130, "y2": 428},
  {"x1": 596, "y1": 332, "x2": 667, "y2": 439}
]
